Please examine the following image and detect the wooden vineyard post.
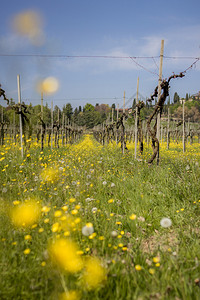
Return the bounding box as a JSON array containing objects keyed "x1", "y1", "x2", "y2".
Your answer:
[
  {"x1": 0, "y1": 107, "x2": 3, "y2": 146},
  {"x1": 112, "y1": 107, "x2": 114, "y2": 123},
  {"x1": 156, "y1": 39, "x2": 164, "y2": 165},
  {"x1": 62, "y1": 112, "x2": 64, "y2": 145},
  {"x1": 135, "y1": 77, "x2": 139, "y2": 159},
  {"x1": 41, "y1": 92, "x2": 44, "y2": 151},
  {"x1": 187, "y1": 118, "x2": 190, "y2": 144},
  {"x1": 65, "y1": 117, "x2": 67, "y2": 145},
  {"x1": 167, "y1": 107, "x2": 170, "y2": 149},
  {"x1": 116, "y1": 104, "x2": 119, "y2": 145},
  {"x1": 13, "y1": 110, "x2": 16, "y2": 144},
  {"x1": 122, "y1": 91, "x2": 125, "y2": 154},
  {"x1": 17, "y1": 75, "x2": 23, "y2": 158},
  {"x1": 183, "y1": 100, "x2": 186, "y2": 153}
]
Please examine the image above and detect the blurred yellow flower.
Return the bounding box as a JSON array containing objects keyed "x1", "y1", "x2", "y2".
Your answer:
[
  {"x1": 129, "y1": 214, "x2": 137, "y2": 220},
  {"x1": 108, "y1": 199, "x2": 114, "y2": 203},
  {"x1": 10, "y1": 200, "x2": 41, "y2": 227},
  {"x1": 48, "y1": 238, "x2": 83, "y2": 273},
  {"x1": 69, "y1": 198, "x2": 76, "y2": 203},
  {"x1": 149, "y1": 268, "x2": 155, "y2": 275},
  {"x1": 24, "y1": 235, "x2": 32, "y2": 241},
  {"x1": 82, "y1": 257, "x2": 106, "y2": 290},
  {"x1": 40, "y1": 167, "x2": 59, "y2": 182},
  {"x1": 135, "y1": 265, "x2": 142, "y2": 271},
  {"x1": 54, "y1": 210, "x2": 62, "y2": 217},
  {"x1": 153, "y1": 256, "x2": 160, "y2": 263},
  {"x1": 59, "y1": 290, "x2": 81, "y2": 300},
  {"x1": 41, "y1": 206, "x2": 51, "y2": 213},
  {"x1": 24, "y1": 248, "x2": 31, "y2": 255},
  {"x1": 52, "y1": 222, "x2": 60, "y2": 233}
]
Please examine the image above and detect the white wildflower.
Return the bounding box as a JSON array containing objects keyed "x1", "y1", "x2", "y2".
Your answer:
[
  {"x1": 111, "y1": 230, "x2": 118, "y2": 237},
  {"x1": 110, "y1": 183, "x2": 115, "y2": 188},
  {"x1": 160, "y1": 217, "x2": 172, "y2": 228},
  {"x1": 82, "y1": 223, "x2": 94, "y2": 236}
]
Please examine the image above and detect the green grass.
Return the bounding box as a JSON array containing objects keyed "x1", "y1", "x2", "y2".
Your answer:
[{"x1": 0, "y1": 135, "x2": 200, "y2": 299}]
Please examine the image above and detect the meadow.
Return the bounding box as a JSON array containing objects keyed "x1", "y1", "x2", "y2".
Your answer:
[{"x1": 0, "y1": 134, "x2": 200, "y2": 300}]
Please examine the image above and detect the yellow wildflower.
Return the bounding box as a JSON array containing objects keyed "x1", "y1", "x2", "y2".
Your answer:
[
  {"x1": 24, "y1": 235, "x2": 32, "y2": 241},
  {"x1": 82, "y1": 257, "x2": 106, "y2": 290},
  {"x1": 40, "y1": 167, "x2": 60, "y2": 182},
  {"x1": 24, "y1": 248, "x2": 31, "y2": 255},
  {"x1": 54, "y1": 210, "x2": 62, "y2": 217},
  {"x1": 153, "y1": 257, "x2": 160, "y2": 263},
  {"x1": 48, "y1": 238, "x2": 83, "y2": 273},
  {"x1": 10, "y1": 200, "x2": 41, "y2": 228},
  {"x1": 129, "y1": 214, "x2": 137, "y2": 220},
  {"x1": 41, "y1": 206, "x2": 51, "y2": 213},
  {"x1": 52, "y1": 222, "x2": 60, "y2": 233},
  {"x1": 59, "y1": 290, "x2": 81, "y2": 300},
  {"x1": 135, "y1": 265, "x2": 142, "y2": 271},
  {"x1": 108, "y1": 199, "x2": 114, "y2": 203},
  {"x1": 149, "y1": 268, "x2": 155, "y2": 275}
]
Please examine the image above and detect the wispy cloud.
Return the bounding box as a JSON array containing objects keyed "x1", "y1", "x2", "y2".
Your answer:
[{"x1": 55, "y1": 25, "x2": 200, "y2": 74}]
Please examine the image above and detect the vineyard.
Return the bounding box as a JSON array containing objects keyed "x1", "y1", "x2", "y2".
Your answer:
[
  {"x1": 0, "y1": 82, "x2": 200, "y2": 299},
  {"x1": 1, "y1": 2, "x2": 200, "y2": 299}
]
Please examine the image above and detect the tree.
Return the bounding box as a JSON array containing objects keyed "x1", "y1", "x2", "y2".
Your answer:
[
  {"x1": 111, "y1": 103, "x2": 116, "y2": 119},
  {"x1": 185, "y1": 93, "x2": 189, "y2": 101},
  {"x1": 73, "y1": 107, "x2": 79, "y2": 123},
  {"x1": 63, "y1": 103, "x2": 73, "y2": 121},
  {"x1": 173, "y1": 92, "x2": 180, "y2": 104},
  {"x1": 132, "y1": 98, "x2": 136, "y2": 109},
  {"x1": 95, "y1": 104, "x2": 110, "y2": 113},
  {"x1": 83, "y1": 103, "x2": 95, "y2": 112}
]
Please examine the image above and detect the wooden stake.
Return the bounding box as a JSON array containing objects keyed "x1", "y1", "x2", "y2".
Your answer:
[
  {"x1": 156, "y1": 39, "x2": 164, "y2": 165},
  {"x1": 112, "y1": 107, "x2": 114, "y2": 123},
  {"x1": 17, "y1": 75, "x2": 23, "y2": 157},
  {"x1": 122, "y1": 91, "x2": 125, "y2": 154},
  {"x1": 62, "y1": 112, "x2": 64, "y2": 145},
  {"x1": 41, "y1": 92, "x2": 43, "y2": 150},
  {"x1": 116, "y1": 104, "x2": 119, "y2": 144},
  {"x1": 51, "y1": 101, "x2": 53, "y2": 150},
  {"x1": 183, "y1": 100, "x2": 185, "y2": 153},
  {"x1": 135, "y1": 77, "x2": 139, "y2": 159},
  {"x1": 117, "y1": 103, "x2": 119, "y2": 121},
  {"x1": 13, "y1": 111, "x2": 16, "y2": 144},
  {"x1": 167, "y1": 107, "x2": 170, "y2": 149}
]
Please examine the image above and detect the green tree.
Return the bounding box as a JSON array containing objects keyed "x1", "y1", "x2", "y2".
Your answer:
[
  {"x1": 132, "y1": 98, "x2": 136, "y2": 109},
  {"x1": 173, "y1": 92, "x2": 180, "y2": 104},
  {"x1": 63, "y1": 103, "x2": 73, "y2": 121},
  {"x1": 73, "y1": 107, "x2": 79, "y2": 123},
  {"x1": 83, "y1": 103, "x2": 95, "y2": 112}
]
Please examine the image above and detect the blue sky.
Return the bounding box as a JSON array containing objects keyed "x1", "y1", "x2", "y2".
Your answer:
[{"x1": 0, "y1": 0, "x2": 200, "y2": 109}]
